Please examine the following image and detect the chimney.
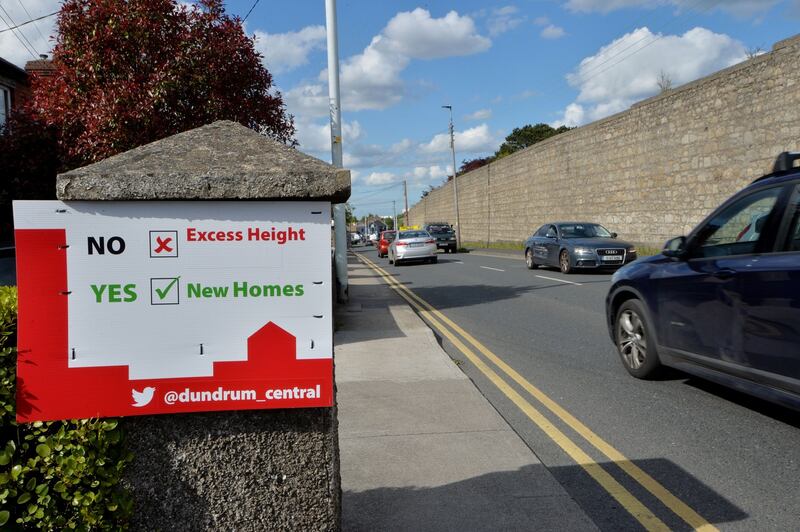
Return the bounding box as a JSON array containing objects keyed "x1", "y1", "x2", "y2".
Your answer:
[{"x1": 25, "y1": 54, "x2": 55, "y2": 79}]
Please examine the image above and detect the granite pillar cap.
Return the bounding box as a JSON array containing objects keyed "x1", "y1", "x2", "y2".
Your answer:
[{"x1": 57, "y1": 120, "x2": 351, "y2": 202}]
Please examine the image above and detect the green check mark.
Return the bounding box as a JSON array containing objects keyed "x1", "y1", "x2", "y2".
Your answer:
[{"x1": 155, "y1": 277, "x2": 180, "y2": 300}]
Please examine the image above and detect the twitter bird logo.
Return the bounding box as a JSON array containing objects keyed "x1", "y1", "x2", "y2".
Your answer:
[{"x1": 132, "y1": 387, "x2": 156, "y2": 407}]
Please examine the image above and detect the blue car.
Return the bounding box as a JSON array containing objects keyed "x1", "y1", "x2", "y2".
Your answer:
[{"x1": 606, "y1": 152, "x2": 800, "y2": 410}]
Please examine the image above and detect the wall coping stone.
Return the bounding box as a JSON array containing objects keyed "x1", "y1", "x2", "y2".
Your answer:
[{"x1": 57, "y1": 120, "x2": 351, "y2": 203}]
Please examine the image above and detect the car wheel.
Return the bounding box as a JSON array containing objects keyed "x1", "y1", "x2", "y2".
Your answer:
[
  {"x1": 394, "y1": 259, "x2": 401, "y2": 267},
  {"x1": 559, "y1": 250, "x2": 572, "y2": 274},
  {"x1": 525, "y1": 249, "x2": 538, "y2": 270},
  {"x1": 615, "y1": 299, "x2": 661, "y2": 379}
]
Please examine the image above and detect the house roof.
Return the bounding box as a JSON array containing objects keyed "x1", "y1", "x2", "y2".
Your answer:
[{"x1": 0, "y1": 56, "x2": 28, "y2": 83}]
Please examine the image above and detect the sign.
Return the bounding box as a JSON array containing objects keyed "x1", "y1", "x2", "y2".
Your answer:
[{"x1": 13, "y1": 201, "x2": 333, "y2": 422}]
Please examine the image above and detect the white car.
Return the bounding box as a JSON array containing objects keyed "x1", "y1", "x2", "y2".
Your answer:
[
  {"x1": 350, "y1": 232, "x2": 362, "y2": 245},
  {"x1": 389, "y1": 230, "x2": 437, "y2": 266},
  {"x1": 369, "y1": 233, "x2": 379, "y2": 245}
]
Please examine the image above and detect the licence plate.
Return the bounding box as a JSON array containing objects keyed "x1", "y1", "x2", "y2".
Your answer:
[
  {"x1": 410, "y1": 242, "x2": 425, "y2": 247},
  {"x1": 602, "y1": 255, "x2": 623, "y2": 261}
]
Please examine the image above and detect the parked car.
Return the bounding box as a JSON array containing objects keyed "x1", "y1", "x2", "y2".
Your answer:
[
  {"x1": 424, "y1": 223, "x2": 457, "y2": 253},
  {"x1": 389, "y1": 230, "x2": 437, "y2": 266},
  {"x1": 606, "y1": 151, "x2": 800, "y2": 410},
  {"x1": 369, "y1": 233, "x2": 378, "y2": 245},
  {"x1": 377, "y1": 230, "x2": 396, "y2": 258},
  {"x1": 350, "y1": 232, "x2": 362, "y2": 245},
  {"x1": 523, "y1": 222, "x2": 637, "y2": 273}
]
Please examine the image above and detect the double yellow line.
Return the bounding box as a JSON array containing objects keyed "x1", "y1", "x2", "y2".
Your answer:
[{"x1": 355, "y1": 252, "x2": 717, "y2": 532}]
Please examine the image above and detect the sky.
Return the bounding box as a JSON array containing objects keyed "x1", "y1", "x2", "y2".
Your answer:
[{"x1": 2, "y1": 0, "x2": 799, "y2": 218}]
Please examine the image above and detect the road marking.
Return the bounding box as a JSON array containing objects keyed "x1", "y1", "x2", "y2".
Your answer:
[
  {"x1": 454, "y1": 261, "x2": 464, "y2": 264},
  {"x1": 535, "y1": 274, "x2": 583, "y2": 286},
  {"x1": 480, "y1": 266, "x2": 505, "y2": 272},
  {"x1": 355, "y1": 252, "x2": 718, "y2": 532}
]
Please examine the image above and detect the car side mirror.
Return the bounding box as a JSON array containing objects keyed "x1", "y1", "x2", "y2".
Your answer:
[
  {"x1": 662, "y1": 236, "x2": 688, "y2": 259},
  {"x1": 610, "y1": 232, "x2": 618, "y2": 238}
]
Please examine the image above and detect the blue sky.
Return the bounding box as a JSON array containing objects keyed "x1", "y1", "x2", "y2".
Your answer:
[{"x1": 2, "y1": 0, "x2": 799, "y2": 218}]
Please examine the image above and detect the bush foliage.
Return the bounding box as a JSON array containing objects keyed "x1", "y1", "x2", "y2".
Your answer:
[{"x1": 0, "y1": 287, "x2": 132, "y2": 530}]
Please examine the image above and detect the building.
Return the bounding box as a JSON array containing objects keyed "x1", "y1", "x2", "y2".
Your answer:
[{"x1": 0, "y1": 56, "x2": 29, "y2": 127}]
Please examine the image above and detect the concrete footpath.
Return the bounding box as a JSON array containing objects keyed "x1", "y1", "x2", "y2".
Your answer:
[{"x1": 334, "y1": 255, "x2": 596, "y2": 531}]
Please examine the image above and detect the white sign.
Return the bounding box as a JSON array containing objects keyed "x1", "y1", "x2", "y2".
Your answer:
[{"x1": 14, "y1": 201, "x2": 332, "y2": 380}]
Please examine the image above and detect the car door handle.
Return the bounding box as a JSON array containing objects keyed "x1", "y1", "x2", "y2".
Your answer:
[{"x1": 712, "y1": 268, "x2": 737, "y2": 280}]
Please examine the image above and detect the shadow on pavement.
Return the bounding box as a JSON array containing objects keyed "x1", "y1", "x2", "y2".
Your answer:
[
  {"x1": 345, "y1": 461, "x2": 747, "y2": 532},
  {"x1": 683, "y1": 378, "x2": 800, "y2": 428}
]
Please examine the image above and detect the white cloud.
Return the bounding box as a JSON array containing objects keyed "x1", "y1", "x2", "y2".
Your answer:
[
  {"x1": 411, "y1": 165, "x2": 448, "y2": 180},
  {"x1": 487, "y1": 6, "x2": 526, "y2": 36},
  {"x1": 254, "y1": 25, "x2": 326, "y2": 74},
  {"x1": 464, "y1": 108, "x2": 492, "y2": 120},
  {"x1": 420, "y1": 124, "x2": 499, "y2": 154},
  {"x1": 295, "y1": 119, "x2": 362, "y2": 153},
  {"x1": 533, "y1": 16, "x2": 550, "y2": 26},
  {"x1": 0, "y1": 0, "x2": 58, "y2": 67},
  {"x1": 382, "y1": 8, "x2": 491, "y2": 59},
  {"x1": 541, "y1": 25, "x2": 566, "y2": 39},
  {"x1": 364, "y1": 172, "x2": 397, "y2": 185},
  {"x1": 565, "y1": 0, "x2": 781, "y2": 17},
  {"x1": 285, "y1": 8, "x2": 490, "y2": 117},
  {"x1": 553, "y1": 27, "x2": 746, "y2": 126}
]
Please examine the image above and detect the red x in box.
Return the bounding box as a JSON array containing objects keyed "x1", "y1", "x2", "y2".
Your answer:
[{"x1": 150, "y1": 230, "x2": 178, "y2": 257}]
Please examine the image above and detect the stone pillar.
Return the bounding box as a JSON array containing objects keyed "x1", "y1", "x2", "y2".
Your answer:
[{"x1": 56, "y1": 121, "x2": 350, "y2": 530}]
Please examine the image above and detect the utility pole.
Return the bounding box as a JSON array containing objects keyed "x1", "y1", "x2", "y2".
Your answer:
[
  {"x1": 442, "y1": 105, "x2": 461, "y2": 249},
  {"x1": 392, "y1": 200, "x2": 397, "y2": 232},
  {"x1": 326, "y1": 0, "x2": 348, "y2": 303},
  {"x1": 403, "y1": 180, "x2": 409, "y2": 228}
]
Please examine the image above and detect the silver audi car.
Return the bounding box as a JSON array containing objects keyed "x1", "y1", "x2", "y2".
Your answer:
[{"x1": 388, "y1": 230, "x2": 438, "y2": 266}]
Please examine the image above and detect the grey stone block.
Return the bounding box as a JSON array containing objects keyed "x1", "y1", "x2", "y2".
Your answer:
[{"x1": 123, "y1": 408, "x2": 340, "y2": 531}]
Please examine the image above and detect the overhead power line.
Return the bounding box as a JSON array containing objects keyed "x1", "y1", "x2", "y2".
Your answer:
[
  {"x1": 242, "y1": 0, "x2": 261, "y2": 22},
  {"x1": 15, "y1": 0, "x2": 47, "y2": 42},
  {"x1": 0, "y1": 8, "x2": 36, "y2": 58},
  {"x1": 0, "y1": 10, "x2": 56, "y2": 34},
  {"x1": 577, "y1": 0, "x2": 706, "y2": 81}
]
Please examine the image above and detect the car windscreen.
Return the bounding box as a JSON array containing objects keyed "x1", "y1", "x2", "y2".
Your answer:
[
  {"x1": 427, "y1": 225, "x2": 452, "y2": 234},
  {"x1": 399, "y1": 231, "x2": 429, "y2": 239},
  {"x1": 383, "y1": 232, "x2": 396, "y2": 241},
  {"x1": 557, "y1": 223, "x2": 612, "y2": 238}
]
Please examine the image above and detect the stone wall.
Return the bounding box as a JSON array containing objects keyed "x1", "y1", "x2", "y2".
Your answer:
[{"x1": 408, "y1": 34, "x2": 800, "y2": 247}]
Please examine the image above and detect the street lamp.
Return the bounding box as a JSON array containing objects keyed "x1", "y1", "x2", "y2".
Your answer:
[{"x1": 442, "y1": 105, "x2": 461, "y2": 250}]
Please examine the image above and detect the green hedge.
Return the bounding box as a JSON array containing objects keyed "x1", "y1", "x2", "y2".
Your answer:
[{"x1": 0, "y1": 287, "x2": 132, "y2": 530}]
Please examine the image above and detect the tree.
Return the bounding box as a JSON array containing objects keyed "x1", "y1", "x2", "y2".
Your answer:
[
  {"x1": 1, "y1": 0, "x2": 294, "y2": 239},
  {"x1": 344, "y1": 203, "x2": 357, "y2": 225},
  {"x1": 746, "y1": 46, "x2": 763, "y2": 59},
  {"x1": 494, "y1": 123, "x2": 572, "y2": 159},
  {"x1": 656, "y1": 70, "x2": 673, "y2": 93},
  {"x1": 458, "y1": 157, "x2": 492, "y2": 175},
  {"x1": 34, "y1": 0, "x2": 294, "y2": 169}
]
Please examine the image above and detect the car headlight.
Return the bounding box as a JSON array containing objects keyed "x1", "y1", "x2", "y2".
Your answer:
[
  {"x1": 574, "y1": 247, "x2": 593, "y2": 255},
  {"x1": 627, "y1": 248, "x2": 637, "y2": 254}
]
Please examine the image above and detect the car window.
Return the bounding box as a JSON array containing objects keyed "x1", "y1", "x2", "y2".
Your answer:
[
  {"x1": 690, "y1": 186, "x2": 782, "y2": 259},
  {"x1": 399, "y1": 231, "x2": 429, "y2": 239},
  {"x1": 783, "y1": 185, "x2": 800, "y2": 252},
  {"x1": 545, "y1": 225, "x2": 557, "y2": 238},
  {"x1": 557, "y1": 223, "x2": 612, "y2": 238},
  {"x1": 534, "y1": 225, "x2": 548, "y2": 237}
]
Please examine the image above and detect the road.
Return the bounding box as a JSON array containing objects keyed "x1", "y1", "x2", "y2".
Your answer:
[{"x1": 353, "y1": 245, "x2": 800, "y2": 531}]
